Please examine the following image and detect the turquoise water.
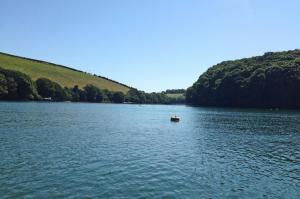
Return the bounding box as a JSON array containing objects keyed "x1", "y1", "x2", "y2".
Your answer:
[{"x1": 0, "y1": 102, "x2": 300, "y2": 198}]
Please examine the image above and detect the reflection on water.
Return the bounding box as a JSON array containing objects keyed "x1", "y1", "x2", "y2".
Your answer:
[{"x1": 0, "y1": 102, "x2": 299, "y2": 198}]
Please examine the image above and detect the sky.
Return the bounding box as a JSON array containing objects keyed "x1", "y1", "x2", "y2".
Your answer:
[{"x1": 0, "y1": 0, "x2": 300, "y2": 92}]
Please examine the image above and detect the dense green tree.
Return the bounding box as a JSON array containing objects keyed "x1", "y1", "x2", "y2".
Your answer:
[
  {"x1": 79, "y1": 89, "x2": 87, "y2": 101},
  {"x1": 0, "y1": 68, "x2": 37, "y2": 100},
  {"x1": 0, "y1": 67, "x2": 184, "y2": 104},
  {"x1": 112, "y1": 91, "x2": 125, "y2": 103},
  {"x1": 124, "y1": 88, "x2": 184, "y2": 104},
  {"x1": 84, "y1": 84, "x2": 104, "y2": 102},
  {"x1": 103, "y1": 89, "x2": 113, "y2": 102},
  {"x1": 125, "y1": 88, "x2": 141, "y2": 103},
  {"x1": 5, "y1": 77, "x2": 18, "y2": 99},
  {"x1": 96, "y1": 89, "x2": 104, "y2": 102},
  {"x1": 36, "y1": 78, "x2": 55, "y2": 98},
  {"x1": 53, "y1": 83, "x2": 65, "y2": 101},
  {"x1": 63, "y1": 87, "x2": 72, "y2": 101},
  {"x1": 14, "y1": 73, "x2": 37, "y2": 99},
  {"x1": 71, "y1": 85, "x2": 81, "y2": 101},
  {"x1": 84, "y1": 84, "x2": 98, "y2": 101},
  {"x1": 36, "y1": 78, "x2": 69, "y2": 101},
  {"x1": 0, "y1": 74, "x2": 8, "y2": 98},
  {"x1": 186, "y1": 49, "x2": 300, "y2": 108}
]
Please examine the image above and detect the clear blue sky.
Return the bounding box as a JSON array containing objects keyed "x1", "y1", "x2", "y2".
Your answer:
[{"x1": 1, "y1": 0, "x2": 299, "y2": 92}]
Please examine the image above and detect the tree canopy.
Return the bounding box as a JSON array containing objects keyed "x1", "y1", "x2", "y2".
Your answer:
[
  {"x1": 186, "y1": 49, "x2": 300, "y2": 108},
  {"x1": 0, "y1": 67, "x2": 37, "y2": 100},
  {"x1": 0, "y1": 67, "x2": 183, "y2": 104}
]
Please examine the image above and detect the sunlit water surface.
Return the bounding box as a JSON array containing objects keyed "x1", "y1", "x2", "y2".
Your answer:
[{"x1": 0, "y1": 102, "x2": 300, "y2": 198}]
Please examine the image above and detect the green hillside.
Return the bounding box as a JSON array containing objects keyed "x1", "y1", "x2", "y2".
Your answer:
[
  {"x1": 0, "y1": 52, "x2": 130, "y2": 93},
  {"x1": 186, "y1": 49, "x2": 300, "y2": 108}
]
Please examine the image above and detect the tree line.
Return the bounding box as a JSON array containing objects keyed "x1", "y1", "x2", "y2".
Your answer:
[
  {"x1": 186, "y1": 49, "x2": 300, "y2": 108},
  {"x1": 164, "y1": 89, "x2": 186, "y2": 94},
  {"x1": 125, "y1": 88, "x2": 185, "y2": 104},
  {"x1": 0, "y1": 67, "x2": 185, "y2": 104}
]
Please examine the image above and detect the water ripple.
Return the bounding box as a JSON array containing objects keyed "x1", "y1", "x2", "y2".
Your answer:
[{"x1": 0, "y1": 103, "x2": 300, "y2": 198}]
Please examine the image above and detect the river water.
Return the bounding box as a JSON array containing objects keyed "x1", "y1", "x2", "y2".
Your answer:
[{"x1": 0, "y1": 102, "x2": 299, "y2": 198}]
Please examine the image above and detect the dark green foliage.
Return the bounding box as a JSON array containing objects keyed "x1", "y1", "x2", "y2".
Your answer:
[
  {"x1": 186, "y1": 49, "x2": 300, "y2": 108},
  {"x1": 53, "y1": 83, "x2": 66, "y2": 101},
  {"x1": 6, "y1": 77, "x2": 18, "y2": 99},
  {"x1": 125, "y1": 89, "x2": 149, "y2": 104},
  {"x1": 0, "y1": 67, "x2": 37, "y2": 100},
  {"x1": 78, "y1": 89, "x2": 87, "y2": 101},
  {"x1": 84, "y1": 84, "x2": 104, "y2": 102},
  {"x1": 84, "y1": 84, "x2": 98, "y2": 101},
  {"x1": 17, "y1": 76, "x2": 37, "y2": 99},
  {"x1": 36, "y1": 78, "x2": 56, "y2": 98},
  {"x1": 112, "y1": 92, "x2": 125, "y2": 103},
  {"x1": 165, "y1": 89, "x2": 186, "y2": 94},
  {"x1": 166, "y1": 94, "x2": 186, "y2": 104},
  {"x1": 36, "y1": 78, "x2": 66, "y2": 101},
  {"x1": 125, "y1": 88, "x2": 143, "y2": 103},
  {"x1": 103, "y1": 89, "x2": 113, "y2": 102},
  {"x1": 0, "y1": 74, "x2": 8, "y2": 98},
  {"x1": 0, "y1": 67, "x2": 184, "y2": 104},
  {"x1": 63, "y1": 87, "x2": 72, "y2": 101},
  {"x1": 125, "y1": 88, "x2": 185, "y2": 104},
  {"x1": 162, "y1": 89, "x2": 186, "y2": 104},
  {"x1": 71, "y1": 85, "x2": 83, "y2": 102}
]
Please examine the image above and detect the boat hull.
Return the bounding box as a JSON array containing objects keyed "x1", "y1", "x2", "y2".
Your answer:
[{"x1": 170, "y1": 117, "x2": 180, "y2": 122}]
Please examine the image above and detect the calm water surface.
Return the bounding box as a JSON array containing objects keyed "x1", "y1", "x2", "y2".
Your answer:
[{"x1": 0, "y1": 102, "x2": 300, "y2": 198}]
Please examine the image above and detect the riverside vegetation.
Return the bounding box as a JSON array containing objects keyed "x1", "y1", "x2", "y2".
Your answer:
[
  {"x1": 186, "y1": 49, "x2": 300, "y2": 108},
  {"x1": 3, "y1": 49, "x2": 300, "y2": 107},
  {"x1": 0, "y1": 67, "x2": 185, "y2": 104},
  {"x1": 0, "y1": 52, "x2": 185, "y2": 104}
]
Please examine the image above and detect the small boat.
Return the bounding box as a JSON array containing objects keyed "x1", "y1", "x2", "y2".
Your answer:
[{"x1": 170, "y1": 116, "x2": 180, "y2": 122}]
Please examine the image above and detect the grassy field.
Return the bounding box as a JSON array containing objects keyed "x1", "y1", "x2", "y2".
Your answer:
[
  {"x1": 166, "y1": 93, "x2": 185, "y2": 98},
  {"x1": 0, "y1": 52, "x2": 130, "y2": 93}
]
